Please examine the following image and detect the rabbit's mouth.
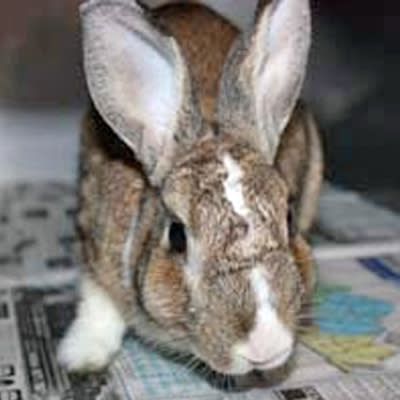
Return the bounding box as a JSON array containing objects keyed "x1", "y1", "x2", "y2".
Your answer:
[
  {"x1": 196, "y1": 344, "x2": 293, "y2": 376},
  {"x1": 230, "y1": 346, "x2": 293, "y2": 375}
]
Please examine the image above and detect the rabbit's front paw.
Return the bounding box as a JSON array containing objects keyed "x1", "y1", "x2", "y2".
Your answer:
[
  {"x1": 57, "y1": 278, "x2": 126, "y2": 372},
  {"x1": 57, "y1": 321, "x2": 120, "y2": 372}
]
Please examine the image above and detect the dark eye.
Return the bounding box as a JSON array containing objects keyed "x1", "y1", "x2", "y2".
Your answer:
[
  {"x1": 287, "y1": 201, "x2": 297, "y2": 237},
  {"x1": 169, "y1": 222, "x2": 186, "y2": 253}
]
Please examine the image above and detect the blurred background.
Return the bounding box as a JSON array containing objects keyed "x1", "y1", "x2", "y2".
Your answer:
[{"x1": 0, "y1": 0, "x2": 395, "y2": 209}]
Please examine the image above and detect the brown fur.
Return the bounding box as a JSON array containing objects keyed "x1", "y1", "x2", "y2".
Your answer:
[
  {"x1": 72, "y1": 0, "x2": 323, "y2": 375},
  {"x1": 290, "y1": 235, "x2": 314, "y2": 294},
  {"x1": 79, "y1": 112, "x2": 313, "y2": 370},
  {"x1": 155, "y1": 5, "x2": 237, "y2": 120},
  {"x1": 276, "y1": 103, "x2": 323, "y2": 233},
  {"x1": 143, "y1": 250, "x2": 188, "y2": 328}
]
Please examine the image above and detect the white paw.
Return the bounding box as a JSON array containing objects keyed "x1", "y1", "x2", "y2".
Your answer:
[
  {"x1": 57, "y1": 278, "x2": 126, "y2": 372},
  {"x1": 57, "y1": 322, "x2": 120, "y2": 371}
]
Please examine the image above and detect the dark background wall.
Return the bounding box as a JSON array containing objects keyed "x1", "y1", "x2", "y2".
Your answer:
[
  {"x1": 0, "y1": 1, "x2": 395, "y2": 204},
  {"x1": 0, "y1": 0, "x2": 83, "y2": 107},
  {"x1": 304, "y1": 0, "x2": 394, "y2": 193}
]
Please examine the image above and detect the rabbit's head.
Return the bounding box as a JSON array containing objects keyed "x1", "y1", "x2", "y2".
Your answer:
[{"x1": 81, "y1": 0, "x2": 312, "y2": 375}]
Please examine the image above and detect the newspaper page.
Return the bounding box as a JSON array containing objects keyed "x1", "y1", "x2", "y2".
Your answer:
[{"x1": 0, "y1": 183, "x2": 399, "y2": 400}]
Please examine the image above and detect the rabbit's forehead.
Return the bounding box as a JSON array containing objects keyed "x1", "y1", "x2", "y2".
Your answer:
[
  {"x1": 195, "y1": 147, "x2": 286, "y2": 227},
  {"x1": 164, "y1": 138, "x2": 289, "y2": 259},
  {"x1": 165, "y1": 137, "x2": 288, "y2": 222}
]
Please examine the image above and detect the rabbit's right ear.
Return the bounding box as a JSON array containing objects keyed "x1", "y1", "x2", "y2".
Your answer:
[
  {"x1": 218, "y1": 0, "x2": 311, "y2": 165},
  {"x1": 81, "y1": 0, "x2": 201, "y2": 185}
]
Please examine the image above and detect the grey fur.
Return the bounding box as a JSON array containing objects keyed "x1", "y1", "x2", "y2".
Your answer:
[{"x1": 218, "y1": 0, "x2": 311, "y2": 163}]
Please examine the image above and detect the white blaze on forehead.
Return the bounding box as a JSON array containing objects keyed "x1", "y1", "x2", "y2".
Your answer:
[
  {"x1": 222, "y1": 153, "x2": 252, "y2": 220},
  {"x1": 233, "y1": 268, "x2": 293, "y2": 371}
]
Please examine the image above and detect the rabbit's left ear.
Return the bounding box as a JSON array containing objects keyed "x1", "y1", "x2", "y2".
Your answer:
[
  {"x1": 81, "y1": 0, "x2": 201, "y2": 185},
  {"x1": 218, "y1": 0, "x2": 311, "y2": 164}
]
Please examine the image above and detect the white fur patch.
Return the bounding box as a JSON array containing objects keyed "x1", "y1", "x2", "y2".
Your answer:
[
  {"x1": 187, "y1": 235, "x2": 201, "y2": 272},
  {"x1": 222, "y1": 153, "x2": 252, "y2": 220},
  {"x1": 122, "y1": 210, "x2": 138, "y2": 288},
  {"x1": 57, "y1": 278, "x2": 126, "y2": 371},
  {"x1": 233, "y1": 268, "x2": 293, "y2": 371},
  {"x1": 184, "y1": 235, "x2": 204, "y2": 293}
]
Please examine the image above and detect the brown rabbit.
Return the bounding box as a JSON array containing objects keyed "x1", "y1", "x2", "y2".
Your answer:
[{"x1": 57, "y1": 0, "x2": 322, "y2": 376}]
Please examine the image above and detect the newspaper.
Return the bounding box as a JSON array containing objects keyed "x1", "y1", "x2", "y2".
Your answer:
[
  {"x1": 0, "y1": 182, "x2": 399, "y2": 400},
  {"x1": 0, "y1": 183, "x2": 79, "y2": 288}
]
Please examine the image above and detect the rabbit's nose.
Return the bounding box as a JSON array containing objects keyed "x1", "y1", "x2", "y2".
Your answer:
[
  {"x1": 247, "y1": 347, "x2": 292, "y2": 367},
  {"x1": 233, "y1": 267, "x2": 294, "y2": 371},
  {"x1": 234, "y1": 321, "x2": 293, "y2": 370},
  {"x1": 237, "y1": 342, "x2": 293, "y2": 371}
]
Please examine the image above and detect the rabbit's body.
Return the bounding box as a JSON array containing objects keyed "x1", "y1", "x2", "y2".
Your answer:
[
  {"x1": 155, "y1": 5, "x2": 238, "y2": 119},
  {"x1": 59, "y1": 0, "x2": 323, "y2": 376}
]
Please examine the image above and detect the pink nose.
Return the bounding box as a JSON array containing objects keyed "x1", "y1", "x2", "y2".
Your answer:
[
  {"x1": 242, "y1": 346, "x2": 292, "y2": 369},
  {"x1": 234, "y1": 320, "x2": 294, "y2": 370}
]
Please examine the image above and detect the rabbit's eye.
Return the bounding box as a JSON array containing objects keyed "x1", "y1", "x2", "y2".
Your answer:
[{"x1": 169, "y1": 222, "x2": 186, "y2": 253}]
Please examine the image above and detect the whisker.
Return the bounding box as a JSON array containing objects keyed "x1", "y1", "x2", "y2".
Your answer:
[
  {"x1": 294, "y1": 255, "x2": 314, "y2": 263},
  {"x1": 223, "y1": 374, "x2": 228, "y2": 391},
  {"x1": 296, "y1": 325, "x2": 317, "y2": 333},
  {"x1": 301, "y1": 299, "x2": 323, "y2": 306},
  {"x1": 190, "y1": 359, "x2": 203, "y2": 376},
  {"x1": 199, "y1": 362, "x2": 210, "y2": 379},
  {"x1": 149, "y1": 334, "x2": 191, "y2": 354},
  {"x1": 227, "y1": 374, "x2": 235, "y2": 392},
  {"x1": 185, "y1": 355, "x2": 202, "y2": 375},
  {"x1": 297, "y1": 312, "x2": 317, "y2": 318}
]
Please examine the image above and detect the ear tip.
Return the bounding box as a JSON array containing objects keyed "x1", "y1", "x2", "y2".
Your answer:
[
  {"x1": 79, "y1": 0, "x2": 103, "y2": 15},
  {"x1": 80, "y1": 0, "x2": 142, "y2": 18},
  {"x1": 273, "y1": 0, "x2": 311, "y2": 18}
]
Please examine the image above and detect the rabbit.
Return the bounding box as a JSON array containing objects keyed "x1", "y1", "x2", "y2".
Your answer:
[{"x1": 57, "y1": 0, "x2": 323, "y2": 376}]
